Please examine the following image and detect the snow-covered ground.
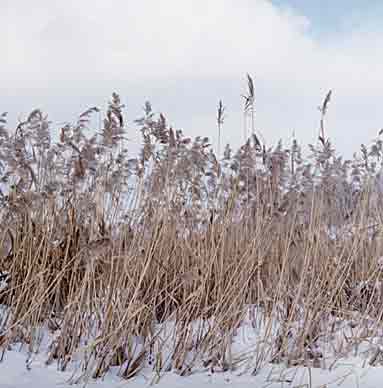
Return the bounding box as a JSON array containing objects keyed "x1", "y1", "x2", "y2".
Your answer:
[
  {"x1": 2, "y1": 303, "x2": 383, "y2": 387},
  {"x1": 2, "y1": 311, "x2": 383, "y2": 388},
  {"x1": 2, "y1": 348, "x2": 383, "y2": 388}
]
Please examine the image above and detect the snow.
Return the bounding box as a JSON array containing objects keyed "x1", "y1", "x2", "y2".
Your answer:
[
  {"x1": 0, "y1": 271, "x2": 10, "y2": 292},
  {"x1": 2, "y1": 306, "x2": 383, "y2": 387},
  {"x1": 2, "y1": 313, "x2": 383, "y2": 388},
  {"x1": 2, "y1": 349, "x2": 383, "y2": 388}
]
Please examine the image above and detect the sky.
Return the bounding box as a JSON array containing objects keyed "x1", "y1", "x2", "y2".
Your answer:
[
  {"x1": 2, "y1": 0, "x2": 383, "y2": 157},
  {"x1": 272, "y1": 0, "x2": 383, "y2": 36}
]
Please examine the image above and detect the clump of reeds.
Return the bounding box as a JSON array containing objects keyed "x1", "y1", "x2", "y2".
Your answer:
[{"x1": 0, "y1": 80, "x2": 383, "y2": 382}]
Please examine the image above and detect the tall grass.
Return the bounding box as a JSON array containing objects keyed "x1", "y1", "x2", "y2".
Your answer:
[{"x1": 1, "y1": 81, "x2": 383, "y2": 382}]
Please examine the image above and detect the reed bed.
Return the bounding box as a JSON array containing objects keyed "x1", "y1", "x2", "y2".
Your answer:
[{"x1": 1, "y1": 81, "x2": 383, "y2": 382}]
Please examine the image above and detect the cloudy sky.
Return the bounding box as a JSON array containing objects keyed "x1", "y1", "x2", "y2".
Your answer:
[{"x1": 2, "y1": 0, "x2": 383, "y2": 156}]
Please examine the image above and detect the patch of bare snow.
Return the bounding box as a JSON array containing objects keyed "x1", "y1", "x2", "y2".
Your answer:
[
  {"x1": 2, "y1": 307, "x2": 383, "y2": 387},
  {"x1": 2, "y1": 349, "x2": 383, "y2": 388}
]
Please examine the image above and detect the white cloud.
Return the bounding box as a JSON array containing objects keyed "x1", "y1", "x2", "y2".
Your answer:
[
  {"x1": 0, "y1": 0, "x2": 319, "y2": 82},
  {"x1": 2, "y1": 0, "x2": 383, "y2": 155}
]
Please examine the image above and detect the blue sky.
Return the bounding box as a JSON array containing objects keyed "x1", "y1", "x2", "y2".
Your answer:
[
  {"x1": 2, "y1": 0, "x2": 383, "y2": 157},
  {"x1": 273, "y1": 0, "x2": 383, "y2": 36}
]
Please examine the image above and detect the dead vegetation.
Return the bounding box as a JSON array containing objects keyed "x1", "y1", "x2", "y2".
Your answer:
[{"x1": 1, "y1": 77, "x2": 383, "y2": 381}]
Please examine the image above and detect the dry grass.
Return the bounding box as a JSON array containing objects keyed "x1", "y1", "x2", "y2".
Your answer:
[{"x1": 1, "y1": 83, "x2": 383, "y2": 382}]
